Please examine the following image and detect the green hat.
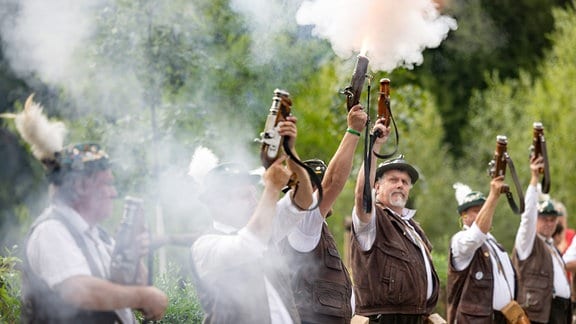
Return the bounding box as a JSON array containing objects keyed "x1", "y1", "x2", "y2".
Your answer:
[
  {"x1": 47, "y1": 142, "x2": 110, "y2": 185},
  {"x1": 457, "y1": 191, "x2": 486, "y2": 214},
  {"x1": 537, "y1": 199, "x2": 562, "y2": 216},
  {"x1": 375, "y1": 155, "x2": 419, "y2": 184},
  {"x1": 303, "y1": 159, "x2": 327, "y2": 182}
]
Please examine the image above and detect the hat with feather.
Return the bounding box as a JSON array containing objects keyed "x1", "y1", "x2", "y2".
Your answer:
[
  {"x1": 188, "y1": 146, "x2": 261, "y2": 191},
  {"x1": 453, "y1": 182, "x2": 486, "y2": 215},
  {"x1": 537, "y1": 199, "x2": 562, "y2": 217},
  {"x1": 1, "y1": 94, "x2": 110, "y2": 185}
]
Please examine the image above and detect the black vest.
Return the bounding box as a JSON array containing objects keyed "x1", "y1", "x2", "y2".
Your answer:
[
  {"x1": 280, "y1": 222, "x2": 353, "y2": 323},
  {"x1": 21, "y1": 207, "x2": 120, "y2": 324}
]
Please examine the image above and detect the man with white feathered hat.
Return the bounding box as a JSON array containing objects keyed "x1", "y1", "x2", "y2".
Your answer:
[
  {"x1": 447, "y1": 175, "x2": 528, "y2": 323},
  {"x1": 3, "y1": 95, "x2": 168, "y2": 323}
]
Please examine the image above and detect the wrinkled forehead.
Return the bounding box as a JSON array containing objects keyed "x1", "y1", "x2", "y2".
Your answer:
[
  {"x1": 382, "y1": 169, "x2": 412, "y2": 181},
  {"x1": 538, "y1": 214, "x2": 559, "y2": 221},
  {"x1": 465, "y1": 205, "x2": 482, "y2": 214}
]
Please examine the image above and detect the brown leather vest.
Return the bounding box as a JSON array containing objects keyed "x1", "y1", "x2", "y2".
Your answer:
[
  {"x1": 280, "y1": 222, "x2": 353, "y2": 324},
  {"x1": 350, "y1": 203, "x2": 439, "y2": 316},
  {"x1": 447, "y1": 242, "x2": 495, "y2": 323},
  {"x1": 512, "y1": 236, "x2": 554, "y2": 323},
  {"x1": 191, "y1": 229, "x2": 301, "y2": 324}
]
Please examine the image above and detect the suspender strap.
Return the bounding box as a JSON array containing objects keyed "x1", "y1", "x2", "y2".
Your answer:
[
  {"x1": 49, "y1": 210, "x2": 106, "y2": 278},
  {"x1": 504, "y1": 154, "x2": 525, "y2": 214}
]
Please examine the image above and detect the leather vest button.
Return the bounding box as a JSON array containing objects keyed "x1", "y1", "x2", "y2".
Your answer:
[{"x1": 475, "y1": 271, "x2": 484, "y2": 280}]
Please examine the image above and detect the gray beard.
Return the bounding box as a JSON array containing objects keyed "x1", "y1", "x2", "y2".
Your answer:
[{"x1": 389, "y1": 194, "x2": 407, "y2": 208}]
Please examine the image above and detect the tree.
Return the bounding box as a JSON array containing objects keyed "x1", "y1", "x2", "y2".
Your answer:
[{"x1": 462, "y1": 3, "x2": 576, "y2": 249}]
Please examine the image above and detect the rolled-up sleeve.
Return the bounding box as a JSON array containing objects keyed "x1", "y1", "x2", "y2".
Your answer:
[
  {"x1": 288, "y1": 208, "x2": 324, "y2": 253},
  {"x1": 451, "y1": 224, "x2": 487, "y2": 271},
  {"x1": 351, "y1": 207, "x2": 376, "y2": 251},
  {"x1": 271, "y1": 191, "x2": 317, "y2": 244}
]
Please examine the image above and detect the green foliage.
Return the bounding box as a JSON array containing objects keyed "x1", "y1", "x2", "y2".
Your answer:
[
  {"x1": 431, "y1": 248, "x2": 450, "y2": 316},
  {"x1": 463, "y1": 3, "x2": 576, "y2": 249},
  {"x1": 412, "y1": 0, "x2": 571, "y2": 155},
  {"x1": 386, "y1": 84, "x2": 459, "y2": 253},
  {"x1": 0, "y1": 247, "x2": 22, "y2": 324},
  {"x1": 136, "y1": 264, "x2": 204, "y2": 323},
  {"x1": 529, "y1": 4, "x2": 576, "y2": 211}
]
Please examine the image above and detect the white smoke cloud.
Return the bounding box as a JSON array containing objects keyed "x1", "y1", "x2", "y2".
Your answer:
[
  {"x1": 1, "y1": 0, "x2": 98, "y2": 84},
  {"x1": 296, "y1": 0, "x2": 457, "y2": 72},
  {"x1": 228, "y1": 0, "x2": 304, "y2": 64}
]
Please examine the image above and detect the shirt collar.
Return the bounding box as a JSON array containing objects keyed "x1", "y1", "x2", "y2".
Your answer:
[
  {"x1": 539, "y1": 234, "x2": 554, "y2": 245},
  {"x1": 385, "y1": 206, "x2": 417, "y2": 221}
]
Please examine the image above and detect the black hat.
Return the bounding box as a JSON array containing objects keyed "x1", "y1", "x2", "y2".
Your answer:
[
  {"x1": 303, "y1": 159, "x2": 327, "y2": 182},
  {"x1": 537, "y1": 199, "x2": 562, "y2": 217},
  {"x1": 375, "y1": 155, "x2": 419, "y2": 184},
  {"x1": 457, "y1": 191, "x2": 486, "y2": 214}
]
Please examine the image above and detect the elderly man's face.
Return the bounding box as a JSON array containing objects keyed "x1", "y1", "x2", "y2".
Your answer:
[
  {"x1": 375, "y1": 170, "x2": 412, "y2": 209},
  {"x1": 80, "y1": 169, "x2": 118, "y2": 224},
  {"x1": 537, "y1": 214, "x2": 559, "y2": 239},
  {"x1": 212, "y1": 182, "x2": 260, "y2": 229},
  {"x1": 461, "y1": 205, "x2": 483, "y2": 227}
]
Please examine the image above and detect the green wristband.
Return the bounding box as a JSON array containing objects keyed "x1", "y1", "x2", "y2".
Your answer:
[{"x1": 346, "y1": 128, "x2": 361, "y2": 136}]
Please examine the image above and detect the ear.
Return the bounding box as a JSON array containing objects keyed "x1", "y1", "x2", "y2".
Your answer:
[
  {"x1": 74, "y1": 175, "x2": 90, "y2": 198},
  {"x1": 374, "y1": 179, "x2": 381, "y2": 191}
]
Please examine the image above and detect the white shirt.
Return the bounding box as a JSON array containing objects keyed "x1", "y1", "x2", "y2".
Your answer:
[
  {"x1": 515, "y1": 185, "x2": 571, "y2": 298},
  {"x1": 26, "y1": 203, "x2": 135, "y2": 324},
  {"x1": 192, "y1": 193, "x2": 304, "y2": 324},
  {"x1": 287, "y1": 194, "x2": 355, "y2": 312},
  {"x1": 451, "y1": 223, "x2": 515, "y2": 310},
  {"x1": 352, "y1": 204, "x2": 434, "y2": 300}
]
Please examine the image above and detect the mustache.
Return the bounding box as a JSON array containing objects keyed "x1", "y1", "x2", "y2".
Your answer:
[{"x1": 390, "y1": 190, "x2": 406, "y2": 199}]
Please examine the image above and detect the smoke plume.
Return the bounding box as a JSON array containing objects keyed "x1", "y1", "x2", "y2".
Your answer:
[{"x1": 296, "y1": 0, "x2": 457, "y2": 72}]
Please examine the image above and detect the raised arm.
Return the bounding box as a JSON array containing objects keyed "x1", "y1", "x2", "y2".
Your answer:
[
  {"x1": 278, "y1": 116, "x2": 313, "y2": 210},
  {"x1": 514, "y1": 155, "x2": 545, "y2": 260},
  {"x1": 353, "y1": 119, "x2": 390, "y2": 223},
  {"x1": 475, "y1": 176, "x2": 505, "y2": 234},
  {"x1": 245, "y1": 157, "x2": 291, "y2": 242},
  {"x1": 319, "y1": 105, "x2": 367, "y2": 216},
  {"x1": 55, "y1": 275, "x2": 168, "y2": 320}
]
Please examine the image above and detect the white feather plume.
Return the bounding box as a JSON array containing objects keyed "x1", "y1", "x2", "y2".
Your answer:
[
  {"x1": 453, "y1": 182, "x2": 473, "y2": 205},
  {"x1": 8, "y1": 94, "x2": 67, "y2": 162},
  {"x1": 536, "y1": 183, "x2": 550, "y2": 202},
  {"x1": 188, "y1": 146, "x2": 220, "y2": 184}
]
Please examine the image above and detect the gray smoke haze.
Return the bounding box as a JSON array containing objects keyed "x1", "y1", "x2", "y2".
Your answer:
[
  {"x1": 0, "y1": 0, "x2": 455, "y2": 315},
  {"x1": 0, "y1": 0, "x2": 249, "y2": 274},
  {"x1": 0, "y1": 0, "x2": 97, "y2": 84},
  {"x1": 229, "y1": 0, "x2": 304, "y2": 64},
  {"x1": 296, "y1": 0, "x2": 458, "y2": 72}
]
